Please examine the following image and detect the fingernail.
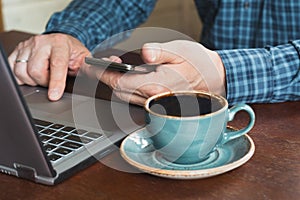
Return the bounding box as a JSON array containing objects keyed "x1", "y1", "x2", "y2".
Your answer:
[
  {"x1": 49, "y1": 89, "x2": 61, "y2": 101},
  {"x1": 144, "y1": 43, "x2": 158, "y2": 62}
]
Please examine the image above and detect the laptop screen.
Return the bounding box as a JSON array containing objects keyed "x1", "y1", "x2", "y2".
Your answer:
[{"x1": 0, "y1": 44, "x2": 56, "y2": 180}]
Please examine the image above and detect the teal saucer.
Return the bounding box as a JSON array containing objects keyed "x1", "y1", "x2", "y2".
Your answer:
[{"x1": 120, "y1": 127, "x2": 255, "y2": 179}]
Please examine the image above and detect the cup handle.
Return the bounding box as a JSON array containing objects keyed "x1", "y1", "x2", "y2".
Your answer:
[{"x1": 220, "y1": 104, "x2": 255, "y2": 145}]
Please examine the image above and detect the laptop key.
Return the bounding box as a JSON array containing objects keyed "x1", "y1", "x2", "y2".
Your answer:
[
  {"x1": 61, "y1": 126, "x2": 75, "y2": 132},
  {"x1": 44, "y1": 144, "x2": 56, "y2": 152},
  {"x1": 48, "y1": 154, "x2": 61, "y2": 162},
  {"x1": 72, "y1": 129, "x2": 87, "y2": 135},
  {"x1": 53, "y1": 131, "x2": 68, "y2": 138},
  {"x1": 40, "y1": 129, "x2": 56, "y2": 135},
  {"x1": 40, "y1": 135, "x2": 51, "y2": 142},
  {"x1": 49, "y1": 138, "x2": 64, "y2": 145},
  {"x1": 33, "y1": 119, "x2": 53, "y2": 127},
  {"x1": 85, "y1": 132, "x2": 103, "y2": 139},
  {"x1": 50, "y1": 124, "x2": 64, "y2": 130},
  {"x1": 62, "y1": 141, "x2": 83, "y2": 149},
  {"x1": 54, "y1": 147, "x2": 73, "y2": 155},
  {"x1": 36, "y1": 126, "x2": 44, "y2": 131},
  {"x1": 65, "y1": 135, "x2": 92, "y2": 144}
]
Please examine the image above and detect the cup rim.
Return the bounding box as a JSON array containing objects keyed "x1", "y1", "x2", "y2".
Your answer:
[{"x1": 144, "y1": 90, "x2": 228, "y2": 119}]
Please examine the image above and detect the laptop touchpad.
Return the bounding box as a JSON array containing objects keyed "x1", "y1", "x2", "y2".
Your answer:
[{"x1": 24, "y1": 89, "x2": 86, "y2": 115}]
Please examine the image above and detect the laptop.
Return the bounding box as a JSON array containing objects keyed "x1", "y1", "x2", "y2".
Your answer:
[{"x1": 0, "y1": 45, "x2": 145, "y2": 185}]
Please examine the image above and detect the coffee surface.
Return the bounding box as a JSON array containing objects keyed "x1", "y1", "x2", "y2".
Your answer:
[{"x1": 149, "y1": 94, "x2": 223, "y2": 117}]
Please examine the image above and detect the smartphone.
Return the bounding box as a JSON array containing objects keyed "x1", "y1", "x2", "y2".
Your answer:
[{"x1": 85, "y1": 57, "x2": 157, "y2": 73}]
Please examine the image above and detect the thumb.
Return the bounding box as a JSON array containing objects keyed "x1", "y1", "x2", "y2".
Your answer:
[{"x1": 141, "y1": 42, "x2": 184, "y2": 65}]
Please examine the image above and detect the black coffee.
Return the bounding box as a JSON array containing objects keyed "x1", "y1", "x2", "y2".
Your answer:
[{"x1": 149, "y1": 93, "x2": 224, "y2": 117}]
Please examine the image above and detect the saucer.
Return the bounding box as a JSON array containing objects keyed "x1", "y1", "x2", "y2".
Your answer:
[{"x1": 120, "y1": 127, "x2": 255, "y2": 179}]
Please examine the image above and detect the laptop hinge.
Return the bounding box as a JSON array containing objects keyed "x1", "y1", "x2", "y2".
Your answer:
[{"x1": 14, "y1": 163, "x2": 37, "y2": 182}]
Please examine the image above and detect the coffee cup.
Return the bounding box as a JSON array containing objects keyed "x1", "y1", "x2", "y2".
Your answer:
[{"x1": 144, "y1": 91, "x2": 255, "y2": 164}]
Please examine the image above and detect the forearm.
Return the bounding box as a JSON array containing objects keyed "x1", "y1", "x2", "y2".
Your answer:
[
  {"x1": 44, "y1": 0, "x2": 157, "y2": 51},
  {"x1": 217, "y1": 40, "x2": 300, "y2": 104}
]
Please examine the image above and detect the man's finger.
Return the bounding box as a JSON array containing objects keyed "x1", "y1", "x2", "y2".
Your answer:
[
  {"x1": 142, "y1": 42, "x2": 185, "y2": 65},
  {"x1": 48, "y1": 45, "x2": 70, "y2": 101}
]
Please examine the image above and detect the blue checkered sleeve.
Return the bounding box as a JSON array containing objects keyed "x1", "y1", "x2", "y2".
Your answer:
[
  {"x1": 44, "y1": 0, "x2": 157, "y2": 51},
  {"x1": 217, "y1": 40, "x2": 300, "y2": 104}
]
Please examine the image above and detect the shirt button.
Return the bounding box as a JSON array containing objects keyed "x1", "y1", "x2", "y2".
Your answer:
[{"x1": 244, "y1": 2, "x2": 249, "y2": 9}]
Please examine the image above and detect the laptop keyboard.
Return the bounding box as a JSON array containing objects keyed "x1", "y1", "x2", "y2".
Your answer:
[{"x1": 33, "y1": 119, "x2": 105, "y2": 163}]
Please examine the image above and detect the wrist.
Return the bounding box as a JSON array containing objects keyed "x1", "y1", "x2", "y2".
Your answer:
[{"x1": 206, "y1": 50, "x2": 226, "y2": 97}]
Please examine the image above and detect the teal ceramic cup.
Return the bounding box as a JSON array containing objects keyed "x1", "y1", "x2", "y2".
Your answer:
[{"x1": 144, "y1": 91, "x2": 255, "y2": 164}]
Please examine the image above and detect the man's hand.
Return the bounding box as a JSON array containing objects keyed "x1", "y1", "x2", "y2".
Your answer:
[
  {"x1": 85, "y1": 40, "x2": 226, "y2": 106},
  {"x1": 8, "y1": 33, "x2": 91, "y2": 101}
]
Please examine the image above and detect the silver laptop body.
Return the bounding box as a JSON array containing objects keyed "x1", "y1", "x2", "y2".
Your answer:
[{"x1": 0, "y1": 45, "x2": 145, "y2": 185}]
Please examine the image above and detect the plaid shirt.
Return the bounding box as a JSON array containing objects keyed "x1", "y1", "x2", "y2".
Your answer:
[{"x1": 45, "y1": 0, "x2": 300, "y2": 104}]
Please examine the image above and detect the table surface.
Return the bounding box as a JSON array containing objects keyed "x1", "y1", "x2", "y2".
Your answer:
[{"x1": 0, "y1": 31, "x2": 299, "y2": 200}]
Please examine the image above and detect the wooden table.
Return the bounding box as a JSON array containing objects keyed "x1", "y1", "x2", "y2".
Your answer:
[{"x1": 0, "y1": 31, "x2": 299, "y2": 200}]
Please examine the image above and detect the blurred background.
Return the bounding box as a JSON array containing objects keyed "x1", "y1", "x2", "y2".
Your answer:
[{"x1": 0, "y1": 0, "x2": 202, "y2": 41}]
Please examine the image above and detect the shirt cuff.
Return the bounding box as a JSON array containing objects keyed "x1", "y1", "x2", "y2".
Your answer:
[
  {"x1": 216, "y1": 48, "x2": 273, "y2": 104},
  {"x1": 217, "y1": 41, "x2": 300, "y2": 104}
]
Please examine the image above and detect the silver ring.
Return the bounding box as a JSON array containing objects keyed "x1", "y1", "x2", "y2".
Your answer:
[{"x1": 15, "y1": 59, "x2": 28, "y2": 63}]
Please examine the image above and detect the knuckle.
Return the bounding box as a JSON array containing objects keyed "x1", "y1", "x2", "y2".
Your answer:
[
  {"x1": 99, "y1": 71, "x2": 120, "y2": 91},
  {"x1": 31, "y1": 35, "x2": 42, "y2": 45},
  {"x1": 17, "y1": 41, "x2": 26, "y2": 50},
  {"x1": 110, "y1": 77, "x2": 120, "y2": 91},
  {"x1": 50, "y1": 57, "x2": 67, "y2": 68},
  {"x1": 28, "y1": 67, "x2": 43, "y2": 78},
  {"x1": 31, "y1": 35, "x2": 43, "y2": 46},
  {"x1": 50, "y1": 33, "x2": 68, "y2": 43},
  {"x1": 14, "y1": 67, "x2": 23, "y2": 77},
  {"x1": 32, "y1": 34, "x2": 68, "y2": 46}
]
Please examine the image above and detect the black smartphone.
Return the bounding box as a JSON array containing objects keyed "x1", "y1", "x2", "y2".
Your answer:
[{"x1": 85, "y1": 57, "x2": 157, "y2": 73}]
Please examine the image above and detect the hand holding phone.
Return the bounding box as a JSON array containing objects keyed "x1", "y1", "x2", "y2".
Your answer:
[{"x1": 85, "y1": 57, "x2": 157, "y2": 73}]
